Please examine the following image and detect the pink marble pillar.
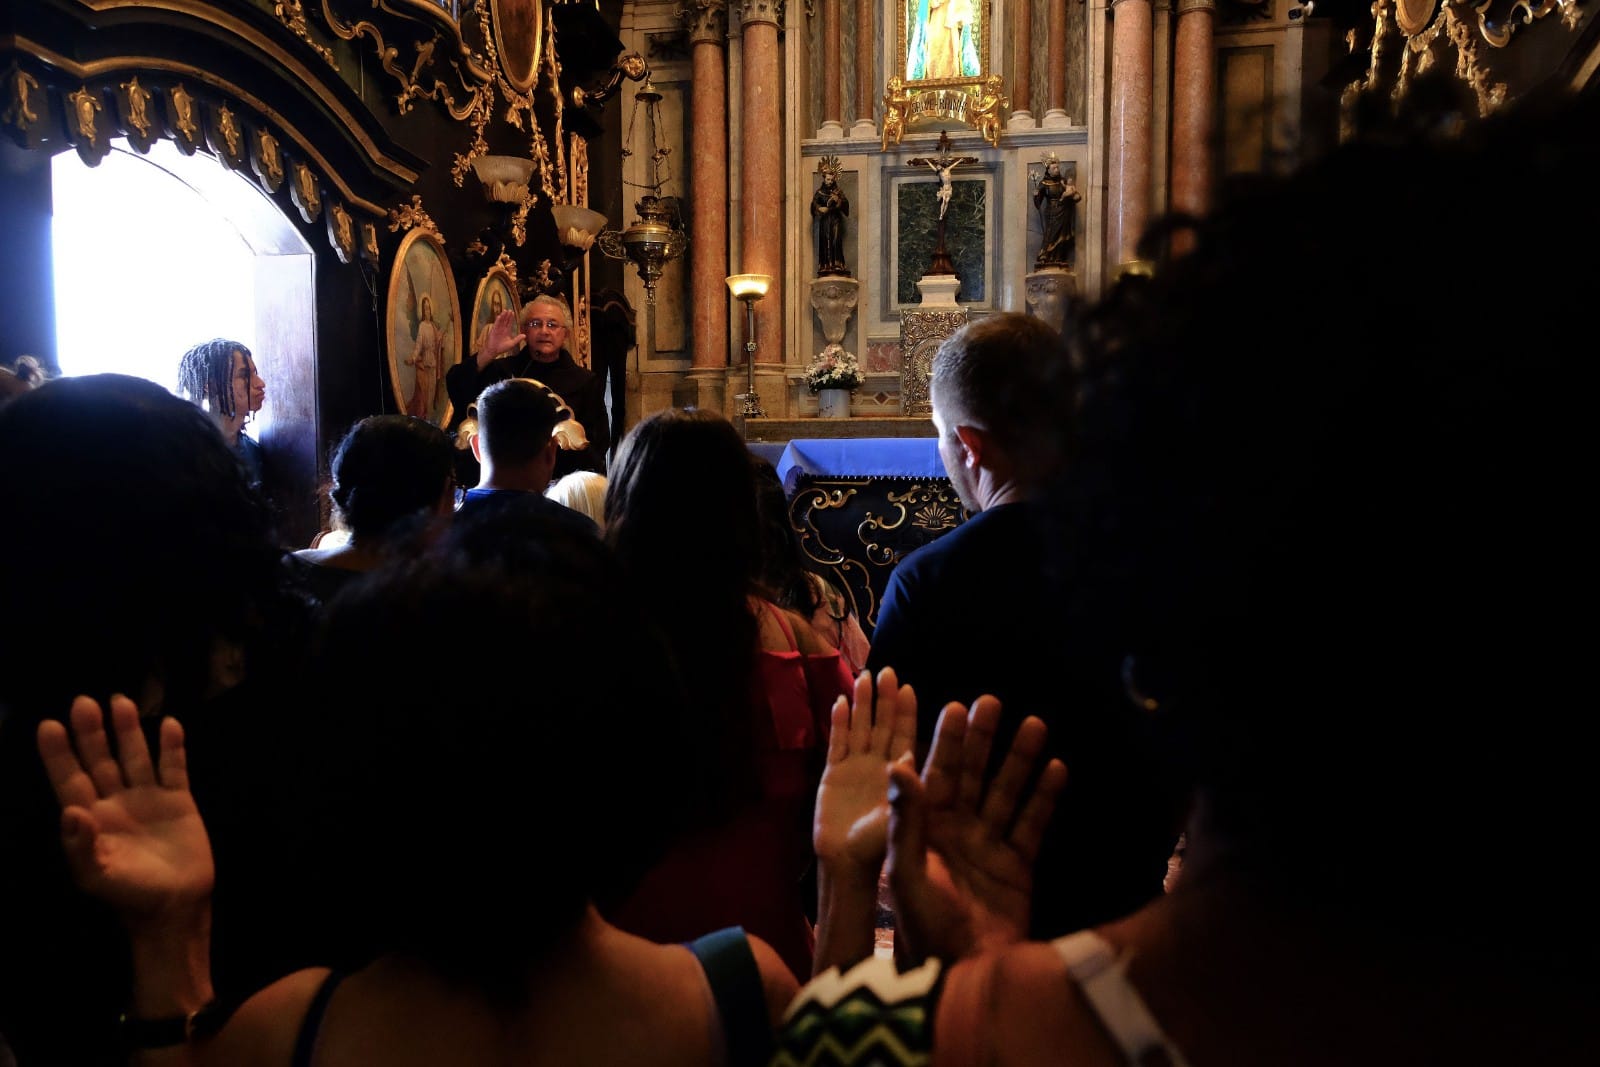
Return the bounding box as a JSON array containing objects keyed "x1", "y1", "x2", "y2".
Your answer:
[
  {"x1": 822, "y1": 0, "x2": 841, "y2": 127},
  {"x1": 1047, "y1": 0, "x2": 1068, "y2": 117},
  {"x1": 1107, "y1": 0, "x2": 1154, "y2": 268},
  {"x1": 740, "y1": 0, "x2": 784, "y2": 365},
  {"x1": 1169, "y1": 0, "x2": 1216, "y2": 256},
  {"x1": 1013, "y1": 0, "x2": 1033, "y2": 117},
  {"x1": 855, "y1": 0, "x2": 874, "y2": 124},
  {"x1": 689, "y1": 1, "x2": 729, "y2": 370}
]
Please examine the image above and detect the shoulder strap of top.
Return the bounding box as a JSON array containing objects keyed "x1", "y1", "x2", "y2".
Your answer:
[
  {"x1": 290, "y1": 969, "x2": 348, "y2": 1067},
  {"x1": 688, "y1": 926, "x2": 775, "y2": 1067},
  {"x1": 762, "y1": 599, "x2": 800, "y2": 652},
  {"x1": 1053, "y1": 931, "x2": 1192, "y2": 1067}
]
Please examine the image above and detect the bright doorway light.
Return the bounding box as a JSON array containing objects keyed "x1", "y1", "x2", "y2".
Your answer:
[{"x1": 52, "y1": 141, "x2": 264, "y2": 427}]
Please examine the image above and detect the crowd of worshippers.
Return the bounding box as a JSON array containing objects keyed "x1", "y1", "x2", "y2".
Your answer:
[{"x1": 0, "y1": 72, "x2": 1593, "y2": 1067}]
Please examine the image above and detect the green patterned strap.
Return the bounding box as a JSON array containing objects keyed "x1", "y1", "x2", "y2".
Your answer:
[{"x1": 772, "y1": 955, "x2": 944, "y2": 1067}]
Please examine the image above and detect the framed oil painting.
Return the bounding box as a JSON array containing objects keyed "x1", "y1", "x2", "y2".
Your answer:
[
  {"x1": 470, "y1": 263, "x2": 518, "y2": 370},
  {"x1": 386, "y1": 228, "x2": 462, "y2": 426},
  {"x1": 491, "y1": 0, "x2": 542, "y2": 93},
  {"x1": 900, "y1": 0, "x2": 988, "y2": 87}
]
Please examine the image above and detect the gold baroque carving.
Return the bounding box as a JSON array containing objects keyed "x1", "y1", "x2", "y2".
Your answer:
[
  {"x1": 118, "y1": 76, "x2": 154, "y2": 139},
  {"x1": 168, "y1": 83, "x2": 202, "y2": 148},
  {"x1": 292, "y1": 161, "x2": 324, "y2": 222},
  {"x1": 274, "y1": 0, "x2": 339, "y2": 67},
  {"x1": 361, "y1": 222, "x2": 381, "y2": 265},
  {"x1": 898, "y1": 308, "x2": 968, "y2": 416},
  {"x1": 252, "y1": 128, "x2": 286, "y2": 191},
  {"x1": 68, "y1": 86, "x2": 103, "y2": 147},
  {"x1": 328, "y1": 201, "x2": 357, "y2": 263},
  {"x1": 546, "y1": 14, "x2": 567, "y2": 201},
  {"x1": 387, "y1": 193, "x2": 442, "y2": 238},
  {"x1": 319, "y1": 0, "x2": 490, "y2": 119},
  {"x1": 3, "y1": 65, "x2": 42, "y2": 133}
]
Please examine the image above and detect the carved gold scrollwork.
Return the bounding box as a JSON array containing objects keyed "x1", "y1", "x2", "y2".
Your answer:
[
  {"x1": 167, "y1": 84, "x2": 202, "y2": 150},
  {"x1": 68, "y1": 86, "x2": 103, "y2": 148},
  {"x1": 275, "y1": 0, "x2": 339, "y2": 67},
  {"x1": 361, "y1": 222, "x2": 381, "y2": 265},
  {"x1": 3, "y1": 64, "x2": 42, "y2": 134},
  {"x1": 327, "y1": 201, "x2": 357, "y2": 264},
  {"x1": 292, "y1": 161, "x2": 324, "y2": 223},
  {"x1": 387, "y1": 193, "x2": 442, "y2": 238},
  {"x1": 118, "y1": 76, "x2": 154, "y2": 140},
  {"x1": 899, "y1": 309, "x2": 967, "y2": 416},
  {"x1": 320, "y1": 0, "x2": 491, "y2": 120},
  {"x1": 252, "y1": 128, "x2": 286, "y2": 192}
]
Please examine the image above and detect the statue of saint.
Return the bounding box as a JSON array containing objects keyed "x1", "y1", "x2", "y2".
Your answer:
[
  {"x1": 811, "y1": 159, "x2": 851, "y2": 277},
  {"x1": 1033, "y1": 157, "x2": 1082, "y2": 268}
]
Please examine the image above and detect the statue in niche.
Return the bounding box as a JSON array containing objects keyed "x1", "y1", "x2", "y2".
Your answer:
[
  {"x1": 811, "y1": 155, "x2": 851, "y2": 277},
  {"x1": 1032, "y1": 154, "x2": 1081, "y2": 268}
]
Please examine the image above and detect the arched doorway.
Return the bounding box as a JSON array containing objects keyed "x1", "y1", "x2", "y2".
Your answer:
[{"x1": 51, "y1": 138, "x2": 320, "y2": 547}]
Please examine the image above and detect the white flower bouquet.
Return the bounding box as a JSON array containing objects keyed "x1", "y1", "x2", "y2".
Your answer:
[{"x1": 804, "y1": 344, "x2": 863, "y2": 393}]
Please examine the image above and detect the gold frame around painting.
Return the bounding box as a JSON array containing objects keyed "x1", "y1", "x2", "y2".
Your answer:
[
  {"x1": 385, "y1": 227, "x2": 463, "y2": 426},
  {"x1": 898, "y1": 0, "x2": 990, "y2": 90},
  {"x1": 491, "y1": 0, "x2": 543, "y2": 93},
  {"x1": 468, "y1": 261, "x2": 519, "y2": 372}
]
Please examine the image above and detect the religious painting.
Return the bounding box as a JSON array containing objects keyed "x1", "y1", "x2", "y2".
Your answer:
[
  {"x1": 469, "y1": 263, "x2": 518, "y2": 367},
  {"x1": 386, "y1": 228, "x2": 462, "y2": 427},
  {"x1": 899, "y1": 0, "x2": 988, "y2": 87},
  {"x1": 491, "y1": 0, "x2": 542, "y2": 93}
]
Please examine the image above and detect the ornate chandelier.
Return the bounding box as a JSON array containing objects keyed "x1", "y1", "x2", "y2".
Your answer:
[{"x1": 597, "y1": 78, "x2": 687, "y2": 305}]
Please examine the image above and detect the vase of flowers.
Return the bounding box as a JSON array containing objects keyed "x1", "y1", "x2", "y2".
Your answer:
[{"x1": 805, "y1": 344, "x2": 862, "y2": 419}]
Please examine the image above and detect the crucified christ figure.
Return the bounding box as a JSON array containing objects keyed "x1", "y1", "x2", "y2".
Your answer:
[{"x1": 907, "y1": 130, "x2": 979, "y2": 277}]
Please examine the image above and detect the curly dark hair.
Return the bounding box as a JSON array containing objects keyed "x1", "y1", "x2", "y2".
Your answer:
[{"x1": 327, "y1": 414, "x2": 455, "y2": 543}]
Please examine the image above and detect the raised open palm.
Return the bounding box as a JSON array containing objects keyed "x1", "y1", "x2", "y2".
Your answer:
[
  {"x1": 813, "y1": 667, "x2": 918, "y2": 870},
  {"x1": 36, "y1": 694, "x2": 214, "y2": 919}
]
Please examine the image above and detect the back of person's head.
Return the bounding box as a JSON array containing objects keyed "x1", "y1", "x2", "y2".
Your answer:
[
  {"x1": 1061, "y1": 74, "x2": 1597, "y2": 966},
  {"x1": 604, "y1": 407, "x2": 762, "y2": 814},
  {"x1": 177, "y1": 337, "x2": 251, "y2": 418},
  {"x1": 300, "y1": 509, "x2": 687, "y2": 993},
  {"x1": 931, "y1": 312, "x2": 1075, "y2": 483},
  {"x1": 749, "y1": 453, "x2": 820, "y2": 617},
  {"x1": 544, "y1": 469, "x2": 608, "y2": 529},
  {"x1": 0, "y1": 373, "x2": 281, "y2": 722},
  {"x1": 475, "y1": 377, "x2": 582, "y2": 466},
  {"x1": 328, "y1": 415, "x2": 454, "y2": 544}
]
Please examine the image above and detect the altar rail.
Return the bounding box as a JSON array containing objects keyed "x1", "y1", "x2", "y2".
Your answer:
[{"x1": 773, "y1": 438, "x2": 969, "y2": 636}]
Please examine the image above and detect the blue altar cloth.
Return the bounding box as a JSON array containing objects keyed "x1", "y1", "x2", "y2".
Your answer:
[{"x1": 775, "y1": 438, "x2": 945, "y2": 495}]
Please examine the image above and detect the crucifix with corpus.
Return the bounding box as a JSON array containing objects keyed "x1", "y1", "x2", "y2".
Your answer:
[{"x1": 907, "y1": 130, "x2": 979, "y2": 278}]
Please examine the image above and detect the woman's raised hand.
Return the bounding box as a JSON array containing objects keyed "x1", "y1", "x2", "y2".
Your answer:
[
  {"x1": 886, "y1": 696, "x2": 1067, "y2": 966},
  {"x1": 813, "y1": 667, "x2": 918, "y2": 874},
  {"x1": 35, "y1": 694, "x2": 214, "y2": 919}
]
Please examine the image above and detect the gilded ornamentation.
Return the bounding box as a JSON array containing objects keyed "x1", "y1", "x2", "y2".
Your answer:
[
  {"x1": 252, "y1": 128, "x2": 285, "y2": 190},
  {"x1": 386, "y1": 194, "x2": 442, "y2": 237},
  {"x1": 168, "y1": 84, "x2": 201, "y2": 145},
  {"x1": 328, "y1": 201, "x2": 356, "y2": 263},
  {"x1": 493, "y1": 252, "x2": 520, "y2": 285},
  {"x1": 69, "y1": 86, "x2": 103, "y2": 147},
  {"x1": 545, "y1": 14, "x2": 567, "y2": 201},
  {"x1": 574, "y1": 292, "x2": 592, "y2": 365},
  {"x1": 320, "y1": 0, "x2": 491, "y2": 120},
  {"x1": 119, "y1": 76, "x2": 154, "y2": 139},
  {"x1": 530, "y1": 258, "x2": 555, "y2": 292},
  {"x1": 899, "y1": 308, "x2": 968, "y2": 416},
  {"x1": 571, "y1": 137, "x2": 589, "y2": 204},
  {"x1": 969, "y1": 74, "x2": 1006, "y2": 147},
  {"x1": 292, "y1": 161, "x2": 323, "y2": 222},
  {"x1": 274, "y1": 0, "x2": 338, "y2": 67},
  {"x1": 217, "y1": 104, "x2": 242, "y2": 159},
  {"x1": 881, "y1": 76, "x2": 912, "y2": 150},
  {"x1": 360, "y1": 222, "x2": 381, "y2": 264},
  {"x1": 2, "y1": 65, "x2": 41, "y2": 132}
]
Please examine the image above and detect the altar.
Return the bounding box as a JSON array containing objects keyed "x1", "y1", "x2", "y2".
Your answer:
[{"x1": 766, "y1": 436, "x2": 968, "y2": 636}]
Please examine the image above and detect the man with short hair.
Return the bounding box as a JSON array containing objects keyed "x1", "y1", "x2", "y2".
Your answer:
[
  {"x1": 866, "y1": 312, "x2": 1182, "y2": 943},
  {"x1": 445, "y1": 293, "x2": 609, "y2": 484},
  {"x1": 454, "y1": 377, "x2": 600, "y2": 539}
]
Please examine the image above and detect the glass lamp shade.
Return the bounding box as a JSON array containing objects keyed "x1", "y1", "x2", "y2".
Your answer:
[
  {"x1": 726, "y1": 273, "x2": 772, "y2": 301},
  {"x1": 551, "y1": 204, "x2": 609, "y2": 252},
  {"x1": 470, "y1": 155, "x2": 536, "y2": 203}
]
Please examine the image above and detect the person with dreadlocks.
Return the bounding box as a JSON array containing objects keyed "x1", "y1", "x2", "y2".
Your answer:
[{"x1": 177, "y1": 337, "x2": 268, "y2": 490}]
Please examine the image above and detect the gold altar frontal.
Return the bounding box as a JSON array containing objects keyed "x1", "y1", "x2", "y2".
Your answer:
[{"x1": 743, "y1": 416, "x2": 936, "y2": 441}]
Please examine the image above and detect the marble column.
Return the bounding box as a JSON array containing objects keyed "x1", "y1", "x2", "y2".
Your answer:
[
  {"x1": 1107, "y1": 0, "x2": 1154, "y2": 269},
  {"x1": 1043, "y1": 0, "x2": 1070, "y2": 126},
  {"x1": 1011, "y1": 0, "x2": 1034, "y2": 126},
  {"x1": 1151, "y1": 0, "x2": 1173, "y2": 217},
  {"x1": 1169, "y1": 0, "x2": 1216, "y2": 256},
  {"x1": 687, "y1": 0, "x2": 730, "y2": 374},
  {"x1": 739, "y1": 0, "x2": 784, "y2": 367},
  {"x1": 852, "y1": 0, "x2": 875, "y2": 138},
  {"x1": 821, "y1": 0, "x2": 842, "y2": 135}
]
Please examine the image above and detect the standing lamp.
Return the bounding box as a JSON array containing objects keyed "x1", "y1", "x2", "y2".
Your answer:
[{"x1": 726, "y1": 273, "x2": 771, "y2": 423}]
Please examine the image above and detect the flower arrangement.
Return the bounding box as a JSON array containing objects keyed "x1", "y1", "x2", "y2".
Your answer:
[{"x1": 804, "y1": 344, "x2": 863, "y2": 393}]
